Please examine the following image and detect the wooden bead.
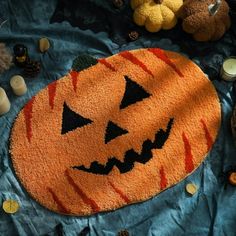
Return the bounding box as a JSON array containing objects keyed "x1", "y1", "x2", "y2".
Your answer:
[
  {"x1": 39, "y1": 37, "x2": 50, "y2": 53},
  {"x1": 186, "y1": 183, "x2": 198, "y2": 195}
]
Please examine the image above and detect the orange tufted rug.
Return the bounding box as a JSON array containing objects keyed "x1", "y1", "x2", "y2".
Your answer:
[{"x1": 10, "y1": 48, "x2": 221, "y2": 216}]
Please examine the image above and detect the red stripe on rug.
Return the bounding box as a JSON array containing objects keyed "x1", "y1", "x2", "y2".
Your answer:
[
  {"x1": 119, "y1": 51, "x2": 154, "y2": 77},
  {"x1": 48, "y1": 81, "x2": 57, "y2": 110},
  {"x1": 24, "y1": 96, "x2": 35, "y2": 142},
  {"x1": 160, "y1": 166, "x2": 167, "y2": 190},
  {"x1": 200, "y1": 119, "x2": 213, "y2": 152},
  {"x1": 148, "y1": 48, "x2": 184, "y2": 77},
  {"x1": 65, "y1": 170, "x2": 100, "y2": 212},
  {"x1": 182, "y1": 132, "x2": 194, "y2": 173},
  {"x1": 98, "y1": 59, "x2": 116, "y2": 71},
  {"x1": 48, "y1": 187, "x2": 70, "y2": 214},
  {"x1": 70, "y1": 71, "x2": 79, "y2": 92},
  {"x1": 108, "y1": 181, "x2": 130, "y2": 204}
]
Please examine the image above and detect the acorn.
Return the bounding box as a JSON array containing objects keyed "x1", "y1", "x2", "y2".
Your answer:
[
  {"x1": 118, "y1": 230, "x2": 129, "y2": 236},
  {"x1": 23, "y1": 60, "x2": 41, "y2": 78}
]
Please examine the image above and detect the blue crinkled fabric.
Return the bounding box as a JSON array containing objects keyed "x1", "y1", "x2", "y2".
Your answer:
[{"x1": 0, "y1": 0, "x2": 236, "y2": 235}]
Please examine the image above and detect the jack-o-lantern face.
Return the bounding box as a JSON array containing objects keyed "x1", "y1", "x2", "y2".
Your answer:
[{"x1": 10, "y1": 48, "x2": 221, "y2": 215}]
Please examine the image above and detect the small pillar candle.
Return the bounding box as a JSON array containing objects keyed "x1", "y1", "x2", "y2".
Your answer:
[
  {"x1": 10, "y1": 75, "x2": 27, "y2": 96},
  {"x1": 0, "y1": 87, "x2": 11, "y2": 115},
  {"x1": 221, "y1": 57, "x2": 236, "y2": 82}
]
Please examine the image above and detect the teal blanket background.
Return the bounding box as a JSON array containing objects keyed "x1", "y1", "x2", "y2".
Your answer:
[{"x1": 0, "y1": 0, "x2": 236, "y2": 235}]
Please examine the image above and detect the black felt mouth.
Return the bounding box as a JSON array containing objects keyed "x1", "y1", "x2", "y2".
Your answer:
[{"x1": 72, "y1": 118, "x2": 174, "y2": 175}]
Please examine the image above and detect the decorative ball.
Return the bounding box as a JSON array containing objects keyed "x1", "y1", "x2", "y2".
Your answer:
[
  {"x1": 131, "y1": 0, "x2": 183, "y2": 32},
  {"x1": 180, "y1": 0, "x2": 231, "y2": 42},
  {"x1": 0, "y1": 43, "x2": 12, "y2": 74},
  {"x1": 13, "y1": 44, "x2": 29, "y2": 67}
]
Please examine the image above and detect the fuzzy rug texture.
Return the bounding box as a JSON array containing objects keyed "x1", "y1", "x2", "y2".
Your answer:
[{"x1": 10, "y1": 48, "x2": 221, "y2": 216}]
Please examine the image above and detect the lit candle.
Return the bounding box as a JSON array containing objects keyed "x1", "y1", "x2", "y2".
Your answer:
[
  {"x1": 0, "y1": 87, "x2": 11, "y2": 115},
  {"x1": 10, "y1": 75, "x2": 27, "y2": 96},
  {"x1": 221, "y1": 57, "x2": 236, "y2": 82}
]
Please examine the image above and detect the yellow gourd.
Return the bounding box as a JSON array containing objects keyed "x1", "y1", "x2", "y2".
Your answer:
[{"x1": 131, "y1": 0, "x2": 183, "y2": 32}]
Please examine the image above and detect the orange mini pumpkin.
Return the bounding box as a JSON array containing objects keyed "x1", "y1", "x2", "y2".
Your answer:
[{"x1": 10, "y1": 48, "x2": 221, "y2": 216}]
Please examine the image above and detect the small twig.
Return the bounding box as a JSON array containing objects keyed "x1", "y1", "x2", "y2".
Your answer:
[{"x1": 0, "y1": 19, "x2": 8, "y2": 28}]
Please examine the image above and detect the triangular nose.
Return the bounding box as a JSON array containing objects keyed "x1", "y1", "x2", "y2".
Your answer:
[{"x1": 105, "y1": 121, "x2": 128, "y2": 144}]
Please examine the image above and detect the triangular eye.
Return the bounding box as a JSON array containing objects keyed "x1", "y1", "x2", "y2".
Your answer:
[
  {"x1": 61, "y1": 102, "x2": 92, "y2": 134},
  {"x1": 105, "y1": 121, "x2": 128, "y2": 144},
  {"x1": 120, "y1": 76, "x2": 151, "y2": 109}
]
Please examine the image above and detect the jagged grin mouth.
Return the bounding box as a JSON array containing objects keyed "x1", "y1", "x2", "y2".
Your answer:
[{"x1": 72, "y1": 118, "x2": 174, "y2": 175}]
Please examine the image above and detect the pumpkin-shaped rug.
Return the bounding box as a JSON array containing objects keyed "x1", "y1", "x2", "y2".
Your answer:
[{"x1": 10, "y1": 48, "x2": 221, "y2": 216}]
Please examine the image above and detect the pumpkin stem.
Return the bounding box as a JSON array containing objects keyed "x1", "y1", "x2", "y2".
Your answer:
[
  {"x1": 154, "y1": 0, "x2": 163, "y2": 4},
  {"x1": 208, "y1": 0, "x2": 222, "y2": 16}
]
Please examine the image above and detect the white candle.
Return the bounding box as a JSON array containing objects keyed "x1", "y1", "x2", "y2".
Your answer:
[
  {"x1": 221, "y1": 57, "x2": 236, "y2": 81},
  {"x1": 0, "y1": 87, "x2": 11, "y2": 115},
  {"x1": 10, "y1": 75, "x2": 27, "y2": 96}
]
